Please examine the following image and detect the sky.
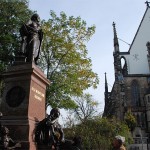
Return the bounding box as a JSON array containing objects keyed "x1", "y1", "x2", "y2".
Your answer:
[{"x1": 29, "y1": 0, "x2": 148, "y2": 122}]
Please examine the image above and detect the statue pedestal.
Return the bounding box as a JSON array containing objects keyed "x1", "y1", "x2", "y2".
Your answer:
[{"x1": 0, "y1": 63, "x2": 50, "y2": 150}]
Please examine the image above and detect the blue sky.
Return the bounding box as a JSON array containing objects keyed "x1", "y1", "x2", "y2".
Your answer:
[{"x1": 29, "y1": 0, "x2": 147, "y2": 117}]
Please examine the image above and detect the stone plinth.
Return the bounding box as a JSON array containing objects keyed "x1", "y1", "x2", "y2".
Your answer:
[{"x1": 0, "y1": 63, "x2": 50, "y2": 150}]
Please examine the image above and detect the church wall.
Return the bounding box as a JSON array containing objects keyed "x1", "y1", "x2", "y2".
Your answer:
[
  {"x1": 106, "y1": 6, "x2": 150, "y2": 150},
  {"x1": 107, "y1": 76, "x2": 148, "y2": 121},
  {"x1": 124, "y1": 76, "x2": 148, "y2": 107},
  {"x1": 120, "y1": 8, "x2": 150, "y2": 75},
  {"x1": 145, "y1": 94, "x2": 150, "y2": 131}
]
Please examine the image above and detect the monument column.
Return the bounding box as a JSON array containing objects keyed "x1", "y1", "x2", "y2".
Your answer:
[{"x1": 0, "y1": 63, "x2": 50, "y2": 150}]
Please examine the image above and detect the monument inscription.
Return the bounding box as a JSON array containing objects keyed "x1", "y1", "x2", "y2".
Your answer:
[{"x1": 31, "y1": 87, "x2": 45, "y2": 101}]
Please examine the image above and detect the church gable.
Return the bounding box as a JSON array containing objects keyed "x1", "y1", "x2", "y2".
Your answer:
[{"x1": 120, "y1": 7, "x2": 150, "y2": 74}]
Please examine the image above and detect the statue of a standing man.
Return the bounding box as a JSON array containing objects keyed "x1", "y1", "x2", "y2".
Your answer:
[{"x1": 20, "y1": 14, "x2": 43, "y2": 65}]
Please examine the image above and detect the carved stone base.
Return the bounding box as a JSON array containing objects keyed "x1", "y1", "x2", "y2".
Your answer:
[{"x1": 1, "y1": 63, "x2": 50, "y2": 150}]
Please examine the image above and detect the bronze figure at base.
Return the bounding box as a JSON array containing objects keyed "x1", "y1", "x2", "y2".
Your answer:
[{"x1": 0, "y1": 112, "x2": 21, "y2": 150}]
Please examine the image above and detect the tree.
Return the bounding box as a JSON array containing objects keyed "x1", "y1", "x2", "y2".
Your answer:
[
  {"x1": 40, "y1": 11, "x2": 99, "y2": 109},
  {"x1": 0, "y1": 2, "x2": 99, "y2": 110},
  {"x1": 64, "y1": 117, "x2": 133, "y2": 150},
  {"x1": 73, "y1": 93, "x2": 99, "y2": 122},
  {"x1": 63, "y1": 93, "x2": 99, "y2": 127},
  {"x1": 0, "y1": 0, "x2": 33, "y2": 72},
  {"x1": 124, "y1": 110, "x2": 136, "y2": 131}
]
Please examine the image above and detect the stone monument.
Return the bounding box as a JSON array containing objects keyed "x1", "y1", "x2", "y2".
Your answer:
[{"x1": 0, "y1": 14, "x2": 50, "y2": 150}]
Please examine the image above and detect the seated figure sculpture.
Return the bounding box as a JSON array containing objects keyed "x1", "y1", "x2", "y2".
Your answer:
[
  {"x1": 35, "y1": 108, "x2": 64, "y2": 149},
  {"x1": 0, "y1": 112, "x2": 21, "y2": 150},
  {"x1": 35, "y1": 108, "x2": 81, "y2": 150}
]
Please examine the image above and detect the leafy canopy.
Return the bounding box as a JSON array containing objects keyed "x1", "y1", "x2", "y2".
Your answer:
[
  {"x1": 0, "y1": 2, "x2": 99, "y2": 110},
  {"x1": 39, "y1": 11, "x2": 99, "y2": 109},
  {"x1": 0, "y1": 0, "x2": 33, "y2": 97},
  {"x1": 64, "y1": 117, "x2": 133, "y2": 150}
]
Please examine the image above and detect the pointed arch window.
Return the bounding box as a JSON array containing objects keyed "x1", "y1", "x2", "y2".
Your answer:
[
  {"x1": 120, "y1": 56, "x2": 128, "y2": 75},
  {"x1": 131, "y1": 80, "x2": 141, "y2": 106}
]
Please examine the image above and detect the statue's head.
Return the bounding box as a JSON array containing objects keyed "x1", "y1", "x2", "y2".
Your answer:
[
  {"x1": 50, "y1": 108, "x2": 60, "y2": 119},
  {"x1": 31, "y1": 14, "x2": 40, "y2": 22}
]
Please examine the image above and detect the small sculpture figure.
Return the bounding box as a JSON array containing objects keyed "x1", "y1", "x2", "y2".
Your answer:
[
  {"x1": 20, "y1": 14, "x2": 43, "y2": 64},
  {"x1": 0, "y1": 112, "x2": 21, "y2": 149},
  {"x1": 35, "y1": 108, "x2": 64, "y2": 149}
]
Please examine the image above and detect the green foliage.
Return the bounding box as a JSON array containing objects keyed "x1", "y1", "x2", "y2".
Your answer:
[
  {"x1": 0, "y1": 0, "x2": 33, "y2": 72},
  {"x1": 124, "y1": 110, "x2": 137, "y2": 131},
  {"x1": 40, "y1": 11, "x2": 99, "y2": 108},
  {"x1": 0, "y1": 2, "x2": 99, "y2": 110},
  {"x1": 0, "y1": 0, "x2": 33, "y2": 97},
  {"x1": 64, "y1": 117, "x2": 133, "y2": 150}
]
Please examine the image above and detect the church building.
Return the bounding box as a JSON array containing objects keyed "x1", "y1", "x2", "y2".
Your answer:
[{"x1": 103, "y1": 2, "x2": 150, "y2": 150}]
